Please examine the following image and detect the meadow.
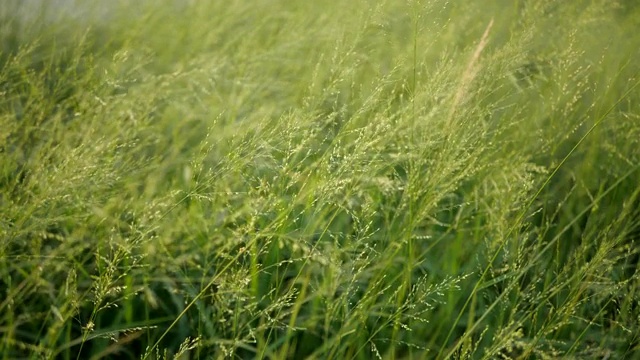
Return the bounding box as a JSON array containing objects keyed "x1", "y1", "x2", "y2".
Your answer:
[{"x1": 1, "y1": 0, "x2": 639, "y2": 359}]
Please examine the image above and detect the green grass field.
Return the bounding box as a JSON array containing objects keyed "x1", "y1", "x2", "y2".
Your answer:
[{"x1": 2, "y1": 0, "x2": 640, "y2": 359}]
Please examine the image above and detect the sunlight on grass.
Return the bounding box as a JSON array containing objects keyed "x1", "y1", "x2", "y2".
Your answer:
[{"x1": 1, "y1": 0, "x2": 639, "y2": 359}]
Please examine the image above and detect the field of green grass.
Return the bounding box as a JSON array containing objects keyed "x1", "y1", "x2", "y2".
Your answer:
[{"x1": 1, "y1": 0, "x2": 640, "y2": 359}]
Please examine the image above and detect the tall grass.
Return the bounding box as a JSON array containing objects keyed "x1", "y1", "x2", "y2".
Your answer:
[{"x1": 1, "y1": 0, "x2": 639, "y2": 359}]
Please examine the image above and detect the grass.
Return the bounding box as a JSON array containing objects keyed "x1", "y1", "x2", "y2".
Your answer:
[{"x1": 1, "y1": 0, "x2": 640, "y2": 359}]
